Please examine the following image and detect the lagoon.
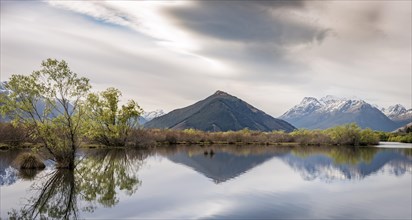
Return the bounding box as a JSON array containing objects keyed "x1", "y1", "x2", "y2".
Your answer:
[{"x1": 1, "y1": 144, "x2": 411, "y2": 219}]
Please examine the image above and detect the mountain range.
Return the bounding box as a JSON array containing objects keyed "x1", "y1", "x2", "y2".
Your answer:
[
  {"x1": 145, "y1": 91, "x2": 295, "y2": 132},
  {"x1": 280, "y1": 96, "x2": 411, "y2": 132},
  {"x1": 2, "y1": 81, "x2": 410, "y2": 132}
]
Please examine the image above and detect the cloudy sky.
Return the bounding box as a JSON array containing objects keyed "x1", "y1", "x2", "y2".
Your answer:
[{"x1": 1, "y1": 0, "x2": 411, "y2": 116}]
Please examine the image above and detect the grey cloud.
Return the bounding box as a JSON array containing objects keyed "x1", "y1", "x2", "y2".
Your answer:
[
  {"x1": 162, "y1": 1, "x2": 330, "y2": 84},
  {"x1": 164, "y1": 1, "x2": 329, "y2": 45},
  {"x1": 253, "y1": 0, "x2": 306, "y2": 9}
]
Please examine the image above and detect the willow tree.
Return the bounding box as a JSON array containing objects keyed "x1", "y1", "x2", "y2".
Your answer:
[
  {"x1": 0, "y1": 59, "x2": 91, "y2": 169},
  {"x1": 84, "y1": 87, "x2": 143, "y2": 146}
]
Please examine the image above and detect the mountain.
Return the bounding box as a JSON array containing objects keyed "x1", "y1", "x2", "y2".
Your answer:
[
  {"x1": 143, "y1": 109, "x2": 165, "y2": 121},
  {"x1": 381, "y1": 104, "x2": 412, "y2": 127},
  {"x1": 138, "y1": 109, "x2": 165, "y2": 125},
  {"x1": 394, "y1": 122, "x2": 412, "y2": 133},
  {"x1": 0, "y1": 82, "x2": 11, "y2": 122},
  {"x1": 280, "y1": 96, "x2": 399, "y2": 131},
  {"x1": 145, "y1": 90, "x2": 295, "y2": 132},
  {"x1": 0, "y1": 81, "x2": 11, "y2": 95}
]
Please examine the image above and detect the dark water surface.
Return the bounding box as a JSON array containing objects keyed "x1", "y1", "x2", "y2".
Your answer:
[{"x1": 1, "y1": 143, "x2": 411, "y2": 219}]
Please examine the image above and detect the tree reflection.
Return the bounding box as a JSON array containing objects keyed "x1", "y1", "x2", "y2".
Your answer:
[
  {"x1": 291, "y1": 146, "x2": 378, "y2": 165},
  {"x1": 8, "y1": 148, "x2": 149, "y2": 219},
  {"x1": 77, "y1": 149, "x2": 144, "y2": 207},
  {"x1": 8, "y1": 170, "x2": 78, "y2": 219}
]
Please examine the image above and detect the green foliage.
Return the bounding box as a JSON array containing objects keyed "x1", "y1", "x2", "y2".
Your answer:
[
  {"x1": 374, "y1": 130, "x2": 412, "y2": 143},
  {"x1": 325, "y1": 123, "x2": 361, "y2": 146},
  {"x1": 0, "y1": 59, "x2": 91, "y2": 168},
  {"x1": 359, "y1": 129, "x2": 380, "y2": 145},
  {"x1": 84, "y1": 87, "x2": 143, "y2": 146},
  {"x1": 388, "y1": 133, "x2": 412, "y2": 143}
]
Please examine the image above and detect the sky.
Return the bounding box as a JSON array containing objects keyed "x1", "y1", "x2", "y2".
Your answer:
[{"x1": 1, "y1": 0, "x2": 411, "y2": 117}]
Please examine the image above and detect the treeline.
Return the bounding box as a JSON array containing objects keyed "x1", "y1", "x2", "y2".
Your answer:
[
  {"x1": 127, "y1": 123, "x2": 380, "y2": 147},
  {"x1": 1, "y1": 122, "x2": 384, "y2": 148},
  {"x1": 375, "y1": 131, "x2": 412, "y2": 143}
]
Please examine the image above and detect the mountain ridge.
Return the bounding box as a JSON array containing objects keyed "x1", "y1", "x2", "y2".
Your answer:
[
  {"x1": 145, "y1": 90, "x2": 295, "y2": 132},
  {"x1": 280, "y1": 96, "x2": 401, "y2": 131}
]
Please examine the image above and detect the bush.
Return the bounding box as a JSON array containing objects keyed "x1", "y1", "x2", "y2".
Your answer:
[{"x1": 13, "y1": 152, "x2": 45, "y2": 170}]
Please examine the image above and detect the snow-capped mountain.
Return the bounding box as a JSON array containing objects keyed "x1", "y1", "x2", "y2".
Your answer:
[
  {"x1": 281, "y1": 97, "x2": 323, "y2": 119},
  {"x1": 0, "y1": 81, "x2": 11, "y2": 95},
  {"x1": 280, "y1": 96, "x2": 399, "y2": 131},
  {"x1": 381, "y1": 104, "x2": 407, "y2": 118},
  {"x1": 138, "y1": 109, "x2": 166, "y2": 125},
  {"x1": 143, "y1": 109, "x2": 165, "y2": 121},
  {"x1": 381, "y1": 104, "x2": 412, "y2": 126}
]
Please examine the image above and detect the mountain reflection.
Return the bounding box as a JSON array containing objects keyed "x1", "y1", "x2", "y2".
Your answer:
[
  {"x1": 7, "y1": 148, "x2": 149, "y2": 219},
  {"x1": 167, "y1": 147, "x2": 289, "y2": 183},
  {"x1": 166, "y1": 146, "x2": 412, "y2": 183},
  {"x1": 285, "y1": 147, "x2": 412, "y2": 181},
  {"x1": 0, "y1": 150, "x2": 22, "y2": 186}
]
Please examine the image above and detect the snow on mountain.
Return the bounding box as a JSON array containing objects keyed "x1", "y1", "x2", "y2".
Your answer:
[
  {"x1": 319, "y1": 95, "x2": 347, "y2": 105},
  {"x1": 0, "y1": 81, "x2": 11, "y2": 95},
  {"x1": 280, "y1": 95, "x2": 399, "y2": 131},
  {"x1": 281, "y1": 97, "x2": 323, "y2": 119},
  {"x1": 143, "y1": 109, "x2": 165, "y2": 121},
  {"x1": 381, "y1": 104, "x2": 407, "y2": 118},
  {"x1": 380, "y1": 104, "x2": 412, "y2": 127},
  {"x1": 281, "y1": 96, "x2": 369, "y2": 119}
]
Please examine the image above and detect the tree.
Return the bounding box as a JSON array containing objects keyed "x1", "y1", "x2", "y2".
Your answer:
[
  {"x1": 84, "y1": 87, "x2": 143, "y2": 146},
  {"x1": 0, "y1": 59, "x2": 91, "y2": 169}
]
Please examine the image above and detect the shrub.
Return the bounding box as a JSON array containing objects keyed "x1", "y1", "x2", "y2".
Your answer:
[{"x1": 13, "y1": 152, "x2": 45, "y2": 170}]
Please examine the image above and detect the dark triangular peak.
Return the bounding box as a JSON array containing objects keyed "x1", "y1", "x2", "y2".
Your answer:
[
  {"x1": 213, "y1": 90, "x2": 231, "y2": 96},
  {"x1": 145, "y1": 91, "x2": 295, "y2": 132}
]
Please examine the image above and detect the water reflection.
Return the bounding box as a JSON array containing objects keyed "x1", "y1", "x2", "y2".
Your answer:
[
  {"x1": 1, "y1": 145, "x2": 411, "y2": 219},
  {"x1": 166, "y1": 146, "x2": 412, "y2": 183},
  {"x1": 168, "y1": 147, "x2": 289, "y2": 183},
  {"x1": 8, "y1": 170, "x2": 78, "y2": 219},
  {"x1": 6, "y1": 148, "x2": 150, "y2": 219},
  {"x1": 0, "y1": 150, "x2": 21, "y2": 186},
  {"x1": 285, "y1": 147, "x2": 412, "y2": 181}
]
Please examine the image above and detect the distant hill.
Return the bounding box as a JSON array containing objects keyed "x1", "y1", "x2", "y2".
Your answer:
[
  {"x1": 280, "y1": 96, "x2": 399, "y2": 132},
  {"x1": 145, "y1": 91, "x2": 295, "y2": 132}
]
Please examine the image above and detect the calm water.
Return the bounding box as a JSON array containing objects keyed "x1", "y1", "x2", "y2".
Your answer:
[{"x1": 1, "y1": 143, "x2": 411, "y2": 219}]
